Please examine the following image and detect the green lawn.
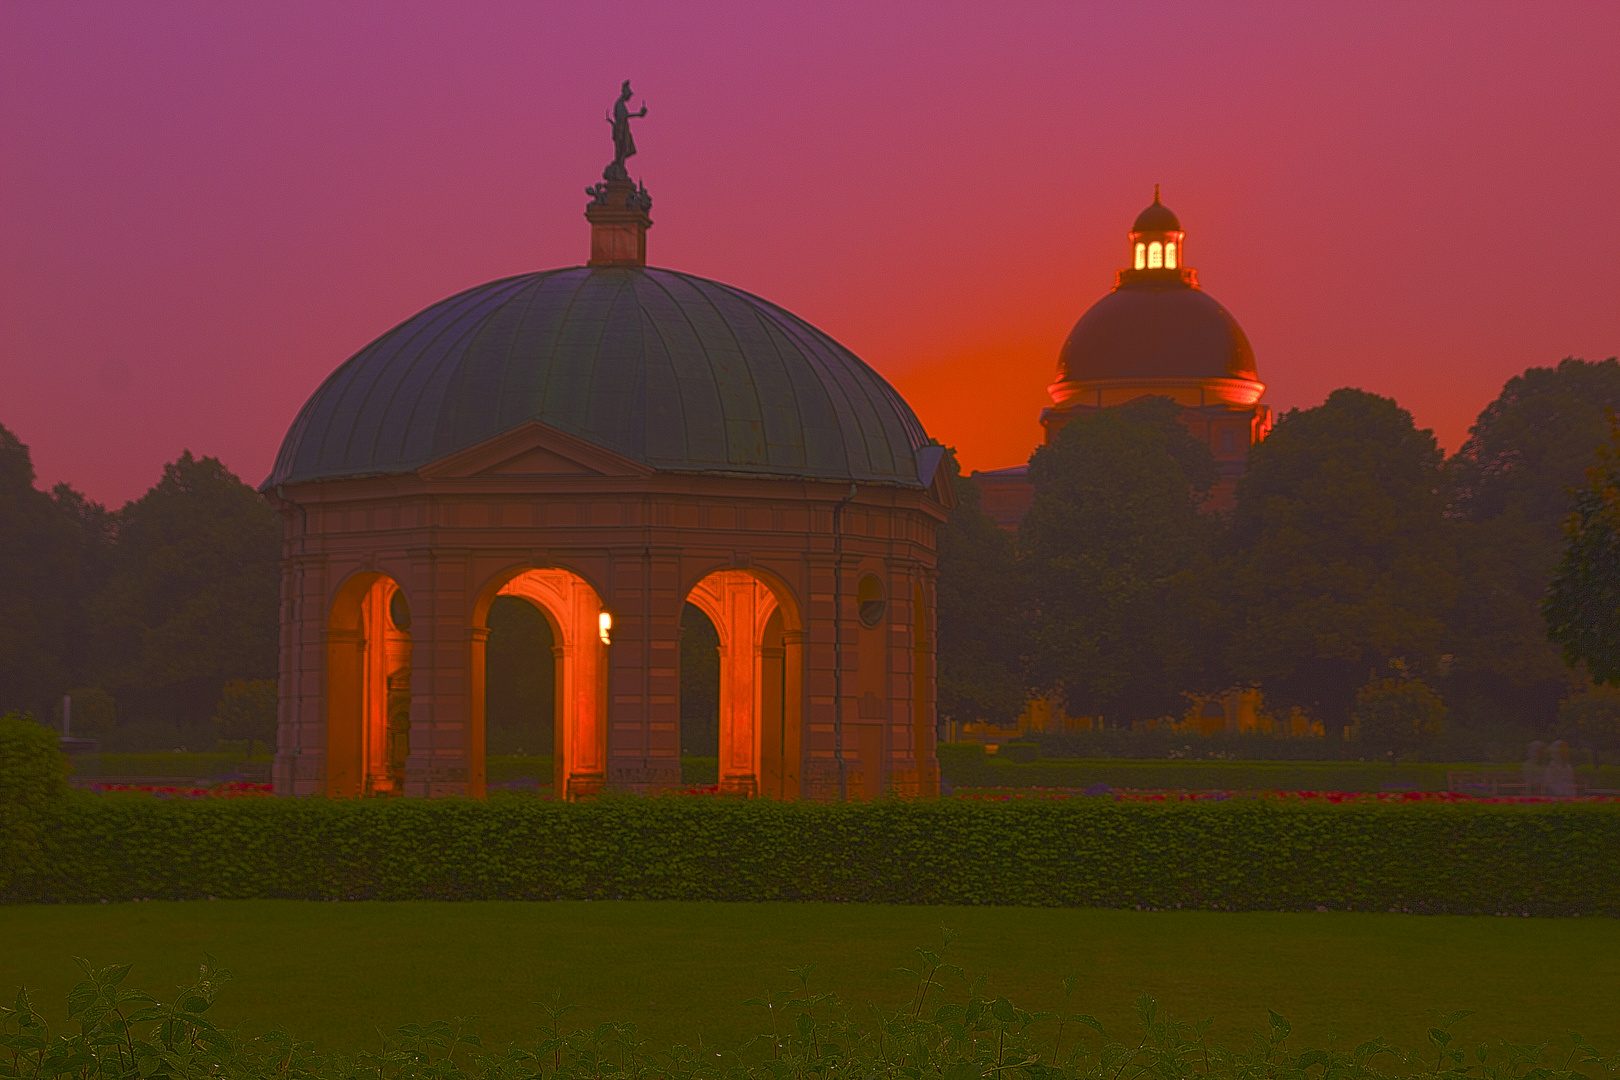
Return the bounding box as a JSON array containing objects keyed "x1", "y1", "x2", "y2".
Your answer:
[{"x1": 1, "y1": 902, "x2": 1613, "y2": 1055}]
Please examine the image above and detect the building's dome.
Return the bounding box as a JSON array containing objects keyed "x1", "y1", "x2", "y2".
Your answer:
[
  {"x1": 1056, "y1": 280, "x2": 1256, "y2": 384},
  {"x1": 266, "y1": 266, "x2": 931, "y2": 489},
  {"x1": 1131, "y1": 197, "x2": 1181, "y2": 234}
]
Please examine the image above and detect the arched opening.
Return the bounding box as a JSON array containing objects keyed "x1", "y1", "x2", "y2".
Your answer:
[
  {"x1": 684, "y1": 568, "x2": 803, "y2": 798},
  {"x1": 326, "y1": 572, "x2": 411, "y2": 798},
  {"x1": 1148, "y1": 241, "x2": 1164, "y2": 268},
  {"x1": 485, "y1": 596, "x2": 556, "y2": 757},
  {"x1": 473, "y1": 567, "x2": 608, "y2": 800},
  {"x1": 1165, "y1": 241, "x2": 1177, "y2": 268},
  {"x1": 1134, "y1": 242, "x2": 1146, "y2": 269},
  {"x1": 679, "y1": 602, "x2": 721, "y2": 764}
]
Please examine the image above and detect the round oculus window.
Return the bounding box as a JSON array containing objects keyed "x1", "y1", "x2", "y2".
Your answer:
[
  {"x1": 856, "y1": 574, "x2": 887, "y2": 628},
  {"x1": 389, "y1": 589, "x2": 412, "y2": 632}
]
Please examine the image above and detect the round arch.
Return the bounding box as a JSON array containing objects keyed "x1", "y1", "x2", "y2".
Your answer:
[
  {"x1": 471, "y1": 565, "x2": 609, "y2": 799},
  {"x1": 684, "y1": 567, "x2": 804, "y2": 798},
  {"x1": 326, "y1": 570, "x2": 412, "y2": 798},
  {"x1": 680, "y1": 561, "x2": 803, "y2": 633}
]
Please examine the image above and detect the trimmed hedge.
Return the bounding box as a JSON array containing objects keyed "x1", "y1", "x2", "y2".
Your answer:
[
  {"x1": 7, "y1": 793, "x2": 1617, "y2": 914},
  {"x1": 1, "y1": 713, "x2": 70, "y2": 894},
  {"x1": 84, "y1": 750, "x2": 1617, "y2": 794},
  {"x1": 939, "y1": 747, "x2": 1620, "y2": 793}
]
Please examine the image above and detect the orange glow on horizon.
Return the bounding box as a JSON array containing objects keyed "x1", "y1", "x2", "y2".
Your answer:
[{"x1": 4, "y1": 5, "x2": 1615, "y2": 503}]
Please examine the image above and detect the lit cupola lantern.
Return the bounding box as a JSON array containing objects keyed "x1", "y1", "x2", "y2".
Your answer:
[{"x1": 1128, "y1": 185, "x2": 1186, "y2": 274}]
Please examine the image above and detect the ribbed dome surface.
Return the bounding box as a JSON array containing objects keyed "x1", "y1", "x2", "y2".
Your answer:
[
  {"x1": 1131, "y1": 200, "x2": 1181, "y2": 234},
  {"x1": 1056, "y1": 281, "x2": 1257, "y2": 384},
  {"x1": 266, "y1": 266, "x2": 931, "y2": 488}
]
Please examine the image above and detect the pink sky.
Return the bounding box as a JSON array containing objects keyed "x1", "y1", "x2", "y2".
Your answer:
[{"x1": 3, "y1": 1, "x2": 1617, "y2": 507}]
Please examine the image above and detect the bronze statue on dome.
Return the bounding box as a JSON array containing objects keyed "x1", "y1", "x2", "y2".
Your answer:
[{"x1": 603, "y1": 80, "x2": 647, "y2": 181}]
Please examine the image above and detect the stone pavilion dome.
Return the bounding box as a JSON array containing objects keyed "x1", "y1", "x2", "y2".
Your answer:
[{"x1": 267, "y1": 266, "x2": 932, "y2": 489}]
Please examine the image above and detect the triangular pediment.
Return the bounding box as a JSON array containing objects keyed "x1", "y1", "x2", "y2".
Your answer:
[
  {"x1": 481, "y1": 445, "x2": 595, "y2": 475},
  {"x1": 418, "y1": 421, "x2": 652, "y2": 480}
]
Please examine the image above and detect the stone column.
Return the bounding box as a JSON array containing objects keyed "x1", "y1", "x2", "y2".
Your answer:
[
  {"x1": 465, "y1": 625, "x2": 489, "y2": 797},
  {"x1": 403, "y1": 549, "x2": 473, "y2": 797},
  {"x1": 801, "y1": 554, "x2": 843, "y2": 800},
  {"x1": 275, "y1": 551, "x2": 330, "y2": 797},
  {"x1": 604, "y1": 547, "x2": 683, "y2": 793},
  {"x1": 914, "y1": 571, "x2": 940, "y2": 795},
  {"x1": 323, "y1": 627, "x2": 364, "y2": 797}
]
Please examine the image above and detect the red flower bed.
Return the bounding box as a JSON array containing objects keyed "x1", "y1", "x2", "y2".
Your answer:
[
  {"x1": 956, "y1": 787, "x2": 1618, "y2": 804},
  {"x1": 90, "y1": 781, "x2": 273, "y2": 798}
]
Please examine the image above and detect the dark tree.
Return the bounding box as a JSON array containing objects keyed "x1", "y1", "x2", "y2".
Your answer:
[
  {"x1": 1543, "y1": 415, "x2": 1620, "y2": 685},
  {"x1": 1019, "y1": 408, "x2": 1214, "y2": 722},
  {"x1": 49, "y1": 483, "x2": 114, "y2": 692},
  {"x1": 1449, "y1": 357, "x2": 1620, "y2": 532},
  {"x1": 212, "y1": 678, "x2": 278, "y2": 756},
  {"x1": 1351, "y1": 671, "x2": 1447, "y2": 757},
  {"x1": 0, "y1": 425, "x2": 76, "y2": 720},
  {"x1": 1221, "y1": 389, "x2": 1457, "y2": 729},
  {"x1": 92, "y1": 452, "x2": 280, "y2": 747},
  {"x1": 1443, "y1": 514, "x2": 1576, "y2": 734},
  {"x1": 1556, "y1": 685, "x2": 1620, "y2": 765},
  {"x1": 1112, "y1": 395, "x2": 1220, "y2": 502},
  {"x1": 1442, "y1": 358, "x2": 1620, "y2": 731},
  {"x1": 934, "y1": 450, "x2": 1026, "y2": 725}
]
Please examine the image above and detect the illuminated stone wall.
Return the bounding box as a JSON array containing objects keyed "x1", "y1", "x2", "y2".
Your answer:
[{"x1": 268, "y1": 420, "x2": 949, "y2": 800}]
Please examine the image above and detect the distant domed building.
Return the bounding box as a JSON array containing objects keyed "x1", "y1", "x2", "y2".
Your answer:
[
  {"x1": 975, "y1": 190, "x2": 1271, "y2": 525},
  {"x1": 264, "y1": 93, "x2": 949, "y2": 800}
]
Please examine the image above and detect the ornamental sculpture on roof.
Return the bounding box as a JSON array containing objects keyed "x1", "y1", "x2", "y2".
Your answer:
[{"x1": 604, "y1": 80, "x2": 647, "y2": 181}]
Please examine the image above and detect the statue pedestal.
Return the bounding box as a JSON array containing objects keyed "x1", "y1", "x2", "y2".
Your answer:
[{"x1": 585, "y1": 178, "x2": 652, "y2": 267}]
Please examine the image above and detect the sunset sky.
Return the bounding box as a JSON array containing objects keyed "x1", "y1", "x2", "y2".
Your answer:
[{"x1": 3, "y1": 1, "x2": 1617, "y2": 507}]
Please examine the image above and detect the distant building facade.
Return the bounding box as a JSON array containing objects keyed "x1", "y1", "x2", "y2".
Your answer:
[{"x1": 974, "y1": 190, "x2": 1272, "y2": 527}]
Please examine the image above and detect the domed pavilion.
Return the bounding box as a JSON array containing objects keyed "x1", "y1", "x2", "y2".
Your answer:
[
  {"x1": 264, "y1": 96, "x2": 950, "y2": 799},
  {"x1": 975, "y1": 189, "x2": 1271, "y2": 525}
]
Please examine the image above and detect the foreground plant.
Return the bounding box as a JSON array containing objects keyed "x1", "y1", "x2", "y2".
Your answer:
[{"x1": 3, "y1": 941, "x2": 1616, "y2": 1080}]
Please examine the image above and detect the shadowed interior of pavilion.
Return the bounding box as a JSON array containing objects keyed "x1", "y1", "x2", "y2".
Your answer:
[{"x1": 482, "y1": 587, "x2": 776, "y2": 792}]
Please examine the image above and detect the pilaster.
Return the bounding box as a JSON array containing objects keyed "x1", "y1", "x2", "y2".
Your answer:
[
  {"x1": 403, "y1": 549, "x2": 473, "y2": 797},
  {"x1": 605, "y1": 547, "x2": 683, "y2": 792}
]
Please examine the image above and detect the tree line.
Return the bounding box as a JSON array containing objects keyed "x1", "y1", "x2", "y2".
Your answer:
[
  {"x1": 937, "y1": 358, "x2": 1620, "y2": 761},
  {"x1": 5, "y1": 356, "x2": 1620, "y2": 760},
  {"x1": 0, "y1": 430, "x2": 279, "y2": 750}
]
